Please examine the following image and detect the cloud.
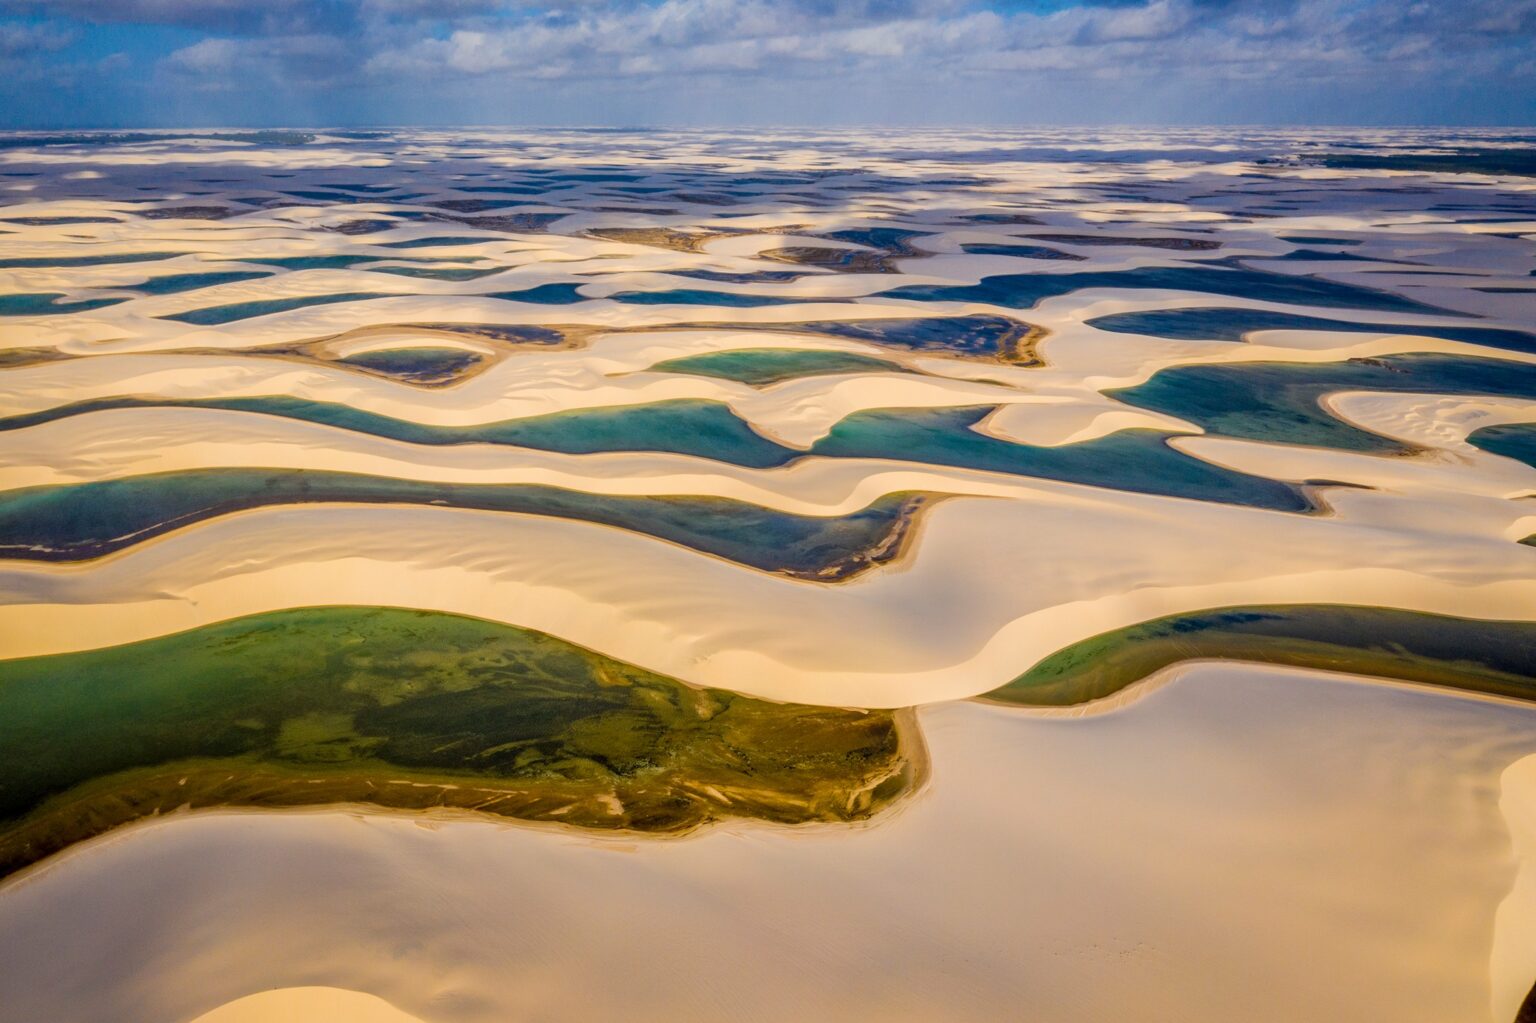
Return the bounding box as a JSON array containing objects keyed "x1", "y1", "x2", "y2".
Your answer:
[
  {"x1": 164, "y1": 31, "x2": 350, "y2": 87},
  {"x1": 1073, "y1": 0, "x2": 1195, "y2": 42},
  {"x1": 337, "y1": 0, "x2": 1536, "y2": 88},
  {"x1": 6, "y1": 0, "x2": 1536, "y2": 123},
  {"x1": 165, "y1": 36, "x2": 237, "y2": 72},
  {"x1": 0, "y1": 0, "x2": 322, "y2": 33},
  {"x1": 0, "y1": 20, "x2": 73, "y2": 55}
]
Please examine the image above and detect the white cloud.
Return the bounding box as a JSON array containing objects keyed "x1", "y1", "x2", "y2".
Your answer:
[
  {"x1": 0, "y1": 20, "x2": 73, "y2": 55},
  {"x1": 1075, "y1": 0, "x2": 1195, "y2": 43},
  {"x1": 167, "y1": 36, "x2": 238, "y2": 73},
  {"x1": 28, "y1": 0, "x2": 1527, "y2": 116}
]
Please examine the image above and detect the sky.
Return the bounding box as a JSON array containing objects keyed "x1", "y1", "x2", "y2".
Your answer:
[{"x1": 0, "y1": 0, "x2": 1532, "y2": 128}]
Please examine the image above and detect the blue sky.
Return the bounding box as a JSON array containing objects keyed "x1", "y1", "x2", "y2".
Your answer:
[{"x1": 0, "y1": 0, "x2": 1532, "y2": 127}]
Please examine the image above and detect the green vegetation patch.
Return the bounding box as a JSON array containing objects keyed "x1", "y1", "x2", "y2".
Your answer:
[
  {"x1": 0, "y1": 607, "x2": 917, "y2": 882},
  {"x1": 985, "y1": 605, "x2": 1536, "y2": 707}
]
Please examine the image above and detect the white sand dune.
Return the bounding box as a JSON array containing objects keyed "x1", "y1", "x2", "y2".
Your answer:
[
  {"x1": 1, "y1": 493, "x2": 1531, "y2": 706},
  {"x1": 1325, "y1": 392, "x2": 1536, "y2": 454}
]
